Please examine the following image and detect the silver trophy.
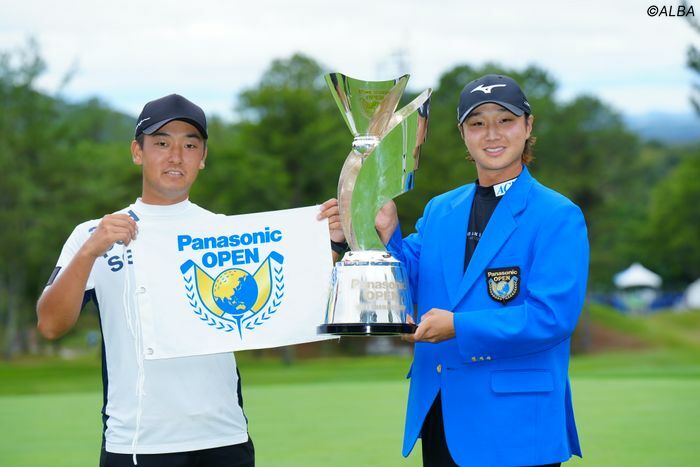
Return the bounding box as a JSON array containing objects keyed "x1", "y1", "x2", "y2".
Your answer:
[{"x1": 318, "y1": 73, "x2": 431, "y2": 335}]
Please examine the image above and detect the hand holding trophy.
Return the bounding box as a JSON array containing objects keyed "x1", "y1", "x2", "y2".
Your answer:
[{"x1": 318, "y1": 73, "x2": 431, "y2": 335}]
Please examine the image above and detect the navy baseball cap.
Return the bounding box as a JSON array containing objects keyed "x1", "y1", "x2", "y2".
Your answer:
[
  {"x1": 134, "y1": 94, "x2": 208, "y2": 139},
  {"x1": 457, "y1": 74, "x2": 531, "y2": 124}
]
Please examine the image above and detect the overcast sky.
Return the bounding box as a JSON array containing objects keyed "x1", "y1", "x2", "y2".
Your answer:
[{"x1": 1, "y1": 0, "x2": 698, "y2": 120}]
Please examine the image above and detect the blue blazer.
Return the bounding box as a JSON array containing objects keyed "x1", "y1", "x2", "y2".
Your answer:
[{"x1": 388, "y1": 167, "x2": 588, "y2": 466}]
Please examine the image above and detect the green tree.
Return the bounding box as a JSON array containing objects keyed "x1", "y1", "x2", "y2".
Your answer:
[
  {"x1": 0, "y1": 41, "x2": 63, "y2": 357},
  {"x1": 645, "y1": 153, "x2": 700, "y2": 283},
  {"x1": 533, "y1": 96, "x2": 643, "y2": 286},
  {"x1": 191, "y1": 116, "x2": 288, "y2": 215},
  {"x1": 0, "y1": 41, "x2": 137, "y2": 358},
  {"x1": 684, "y1": 0, "x2": 700, "y2": 114},
  {"x1": 233, "y1": 54, "x2": 347, "y2": 210}
]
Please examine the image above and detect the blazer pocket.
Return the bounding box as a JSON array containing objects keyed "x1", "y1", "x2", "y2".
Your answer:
[{"x1": 491, "y1": 370, "x2": 554, "y2": 394}]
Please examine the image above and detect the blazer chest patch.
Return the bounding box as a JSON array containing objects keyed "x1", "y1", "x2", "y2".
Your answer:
[{"x1": 486, "y1": 267, "x2": 520, "y2": 304}]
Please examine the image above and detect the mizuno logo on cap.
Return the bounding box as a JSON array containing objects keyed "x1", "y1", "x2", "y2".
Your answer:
[
  {"x1": 136, "y1": 117, "x2": 151, "y2": 129},
  {"x1": 471, "y1": 84, "x2": 506, "y2": 94}
]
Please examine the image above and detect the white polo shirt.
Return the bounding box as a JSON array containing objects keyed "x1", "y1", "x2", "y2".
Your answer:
[{"x1": 51, "y1": 199, "x2": 249, "y2": 454}]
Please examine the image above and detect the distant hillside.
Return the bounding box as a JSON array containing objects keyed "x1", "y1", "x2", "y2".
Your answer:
[
  {"x1": 624, "y1": 112, "x2": 700, "y2": 144},
  {"x1": 58, "y1": 97, "x2": 134, "y2": 143},
  {"x1": 573, "y1": 304, "x2": 700, "y2": 354}
]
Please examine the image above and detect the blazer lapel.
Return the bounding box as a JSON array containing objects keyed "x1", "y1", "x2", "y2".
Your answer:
[
  {"x1": 439, "y1": 185, "x2": 474, "y2": 306},
  {"x1": 452, "y1": 167, "x2": 533, "y2": 308}
]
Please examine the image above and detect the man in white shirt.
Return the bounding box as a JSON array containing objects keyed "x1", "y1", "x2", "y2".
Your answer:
[{"x1": 37, "y1": 94, "x2": 255, "y2": 467}]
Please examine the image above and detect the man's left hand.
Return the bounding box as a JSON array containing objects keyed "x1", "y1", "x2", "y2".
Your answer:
[{"x1": 404, "y1": 308, "x2": 455, "y2": 343}]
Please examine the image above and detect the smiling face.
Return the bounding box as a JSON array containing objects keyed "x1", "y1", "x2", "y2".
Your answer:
[
  {"x1": 131, "y1": 120, "x2": 207, "y2": 205},
  {"x1": 459, "y1": 103, "x2": 533, "y2": 186}
]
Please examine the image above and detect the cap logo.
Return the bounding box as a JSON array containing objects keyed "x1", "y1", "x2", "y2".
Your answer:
[
  {"x1": 471, "y1": 84, "x2": 506, "y2": 94},
  {"x1": 136, "y1": 117, "x2": 151, "y2": 129}
]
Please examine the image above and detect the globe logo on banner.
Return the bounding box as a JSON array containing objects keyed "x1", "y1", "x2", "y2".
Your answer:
[
  {"x1": 180, "y1": 251, "x2": 285, "y2": 338},
  {"x1": 213, "y1": 269, "x2": 259, "y2": 315}
]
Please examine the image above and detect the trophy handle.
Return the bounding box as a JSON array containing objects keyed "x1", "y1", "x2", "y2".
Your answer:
[
  {"x1": 337, "y1": 151, "x2": 363, "y2": 250},
  {"x1": 349, "y1": 90, "x2": 432, "y2": 251}
]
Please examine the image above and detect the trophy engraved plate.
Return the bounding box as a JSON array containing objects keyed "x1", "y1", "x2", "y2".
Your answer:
[{"x1": 319, "y1": 73, "x2": 432, "y2": 336}]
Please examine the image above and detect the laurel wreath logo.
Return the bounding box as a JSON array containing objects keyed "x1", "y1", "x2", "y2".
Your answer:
[{"x1": 182, "y1": 262, "x2": 284, "y2": 337}]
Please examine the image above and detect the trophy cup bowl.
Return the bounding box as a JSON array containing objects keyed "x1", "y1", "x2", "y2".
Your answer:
[
  {"x1": 318, "y1": 73, "x2": 431, "y2": 336},
  {"x1": 322, "y1": 250, "x2": 415, "y2": 335}
]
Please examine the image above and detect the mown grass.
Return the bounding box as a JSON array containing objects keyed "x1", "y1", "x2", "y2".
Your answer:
[
  {"x1": 2, "y1": 365, "x2": 698, "y2": 466},
  {"x1": 1, "y1": 307, "x2": 698, "y2": 466}
]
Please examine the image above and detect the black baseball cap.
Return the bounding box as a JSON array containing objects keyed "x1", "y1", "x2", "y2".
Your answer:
[
  {"x1": 457, "y1": 74, "x2": 531, "y2": 124},
  {"x1": 134, "y1": 94, "x2": 208, "y2": 139}
]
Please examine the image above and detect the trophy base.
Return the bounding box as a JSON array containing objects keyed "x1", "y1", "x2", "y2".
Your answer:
[{"x1": 318, "y1": 323, "x2": 416, "y2": 336}]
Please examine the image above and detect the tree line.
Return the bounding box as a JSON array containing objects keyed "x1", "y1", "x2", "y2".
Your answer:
[{"x1": 1, "y1": 42, "x2": 698, "y2": 358}]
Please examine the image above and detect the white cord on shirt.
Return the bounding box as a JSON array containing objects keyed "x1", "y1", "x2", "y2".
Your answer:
[{"x1": 122, "y1": 244, "x2": 145, "y2": 466}]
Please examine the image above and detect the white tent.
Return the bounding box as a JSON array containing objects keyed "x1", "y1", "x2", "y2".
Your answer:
[
  {"x1": 685, "y1": 278, "x2": 700, "y2": 309},
  {"x1": 613, "y1": 263, "x2": 662, "y2": 289}
]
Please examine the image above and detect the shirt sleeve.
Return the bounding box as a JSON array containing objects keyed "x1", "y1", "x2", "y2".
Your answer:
[{"x1": 50, "y1": 222, "x2": 97, "y2": 291}]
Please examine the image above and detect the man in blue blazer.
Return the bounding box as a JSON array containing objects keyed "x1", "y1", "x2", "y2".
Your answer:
[
  {"x1": 320, "y1": 74, "x2": 588, "y2": 466},
  {"x1": 318, "y1": 74, "x2": 588, "y2": 466}
]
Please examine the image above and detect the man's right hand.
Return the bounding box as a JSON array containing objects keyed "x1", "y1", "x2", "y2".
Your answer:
[
  {"x1": 82, "y1": 214, "x2": 139, "y2": 258},
  {"x1": 37, "y1": 213, "x2": 138, "y2": 340}
]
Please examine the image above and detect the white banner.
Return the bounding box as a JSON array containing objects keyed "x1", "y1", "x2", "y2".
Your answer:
[{"x1": 131, "y1": 206, "x2": 335, "y2": 359}]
